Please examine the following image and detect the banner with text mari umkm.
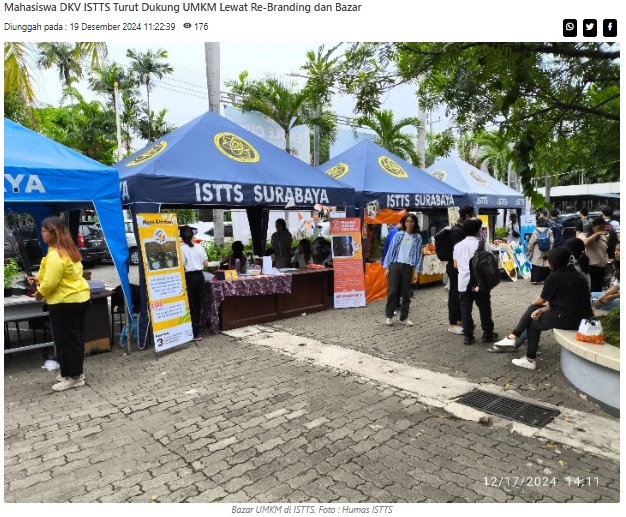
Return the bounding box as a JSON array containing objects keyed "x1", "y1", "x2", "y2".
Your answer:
[
  {"x1": 136, "y1": 213, "x2": 193, "y2": 352},
  {"x1": 330, "y1": 218, "x2": 366, "y2": 308}
]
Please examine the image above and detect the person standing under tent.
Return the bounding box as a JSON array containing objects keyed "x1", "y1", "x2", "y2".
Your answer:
[
  {"x1": 271, "y1": 218, "x2": 293, "y2": 269},
  {"x1": 382, "y1": 213, "x2": 423, "y2": 327},
  {"x1": 506, "y1": 212, "x2": 521, "y2": 243},
  {"x1": 180, "y1": 226, "x2": 209, "y2": 341},
  {"x1": 27, "y1": 216, "x2": 90, "y2": 392}
]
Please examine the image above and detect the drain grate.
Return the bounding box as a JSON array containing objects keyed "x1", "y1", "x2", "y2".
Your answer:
[{"x1": 456, "y1": 390, "x2": 560, "y2": 428}]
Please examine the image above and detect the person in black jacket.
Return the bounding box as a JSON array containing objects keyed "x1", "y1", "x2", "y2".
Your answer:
[
  {"x1": 446, "y1": 205, "x2": 475, "y2": 335},
  {"x1": 494, "y1": 247, "x2": 592, "y2": 370}
]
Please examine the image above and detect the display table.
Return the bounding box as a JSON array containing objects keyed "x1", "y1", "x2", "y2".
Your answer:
[
  {"x1": 201, "y1": 268, "x2": 330, "y2": 333},
  {"x1": 418, "y1": 254, "x2": 446, "y2": 285},
  {"x1": 4, "y1": 295, "x2": 53, "y2": 354},
  {"x1": 4, "y1": 290, "x2": 112, "y2": 355}
]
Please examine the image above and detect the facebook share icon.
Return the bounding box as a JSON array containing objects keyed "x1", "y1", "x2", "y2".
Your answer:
[{"x1": 603, "y1": 19, "x2": 617, "y2": 37}]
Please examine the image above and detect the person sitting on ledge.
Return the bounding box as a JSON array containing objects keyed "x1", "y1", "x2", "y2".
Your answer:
[
  {"x1": 220, "y1": 241, "x2": 248, "y2": 273},
  {"x1": 494, "y1": 246, "x2": 592, "y2": 370}
]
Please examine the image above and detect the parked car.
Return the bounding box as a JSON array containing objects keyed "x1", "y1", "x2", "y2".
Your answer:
[
  {"x1": 3, "y1": 213, "x2": 43, "y2": 269},
  {"x1": 182, "y1": 222, "x2": 234, "y2": 244},
  {"x1": 561, "y1": 211, "x2": 620, "y2": 241},
  {"x1": 125, "y1": 221, "x2": 140, "y2": 266},
  {"x1": 78, "y1": 221, "x2": 108, "y2": 267}
]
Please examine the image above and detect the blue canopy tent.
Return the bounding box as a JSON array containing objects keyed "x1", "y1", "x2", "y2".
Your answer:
[
  {"x1": 4, "y1": 118, "x2": 134, "y2": 315},
  {"x1": 115, "y1": 111, "x2": 355, "y2": 347},
  {"x1": 426, "y1": 155, "x2": 525, "y2": 209},
  {"x1": 318, "y1": 140, "x2": 470, "y2": 211}
]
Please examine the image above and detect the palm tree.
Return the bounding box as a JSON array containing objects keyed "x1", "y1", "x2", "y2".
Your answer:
[
  {"x1": 88, "y1": 61, "x2": 138, "y2": 108},
  {"x1": 126, "y1": 47, "x2": 173, "y2": 141},
  {"x1": 455, "y1": 133, "x2": 482, "y2": 168},
  {"x1": 136, "y1": 107, "x2": 176, "y2": 142},
  {"x1": 36, "y1": 42, "x2": 86, "y2": 88},
  {"x1": 355, "y1": 109, "x2": 422, "y2": 165},
  {"x1": 301, "y1": 44, "x2": 341, "y2": 165},
  {"x1": 4, "y1": 42, "x2": 36, "y2": 103},
  {"x1": 476, "y1": 130, "x2": 515, "y2": 184},
  {"x1": 226, "y1": 73, "x2": 335, "y2": 154},
  {"x1": 5, "y1": 42, "x2": 106, "y2": 105}
]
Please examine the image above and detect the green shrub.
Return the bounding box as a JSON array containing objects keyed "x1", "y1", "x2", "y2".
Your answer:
[
  {"x1": 4, "y1": 258, "x2": 21, "y2": 289},
  {"x1": 201, "y1": 241, "x2": 229, "y2": 262},
  {"x1": 600, "y1": 306, "x2": 620, "y2": 348},
  {"x1": 494, "y1": 227, "x2": 508, "y2": 240}
]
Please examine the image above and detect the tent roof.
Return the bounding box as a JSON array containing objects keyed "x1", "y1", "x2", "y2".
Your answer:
[
  {"x1": 4, "y1": 118, "x2": 133, "y2": 314},
  {"x1": 318, "y1": 140, "x2": 469, "y2": 210},
  {"x1": 426, "y1": 155, "x2": 525, "y2": 209},
  {"x1": 115, "y1": 111, "x2": 355, "y2": 210}
]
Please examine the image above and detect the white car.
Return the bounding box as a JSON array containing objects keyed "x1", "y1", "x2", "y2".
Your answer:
[
  {"x1": 125, "y1": 221, "x2": 140, "y2": 266},
  {"x1": 187, "y1": 222, "x2": 234, "y2": 244}
]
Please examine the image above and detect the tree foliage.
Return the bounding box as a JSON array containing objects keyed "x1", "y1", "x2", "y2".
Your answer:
[{"x1": 336, "y1": 42, "x2": 619, "y2": 206}]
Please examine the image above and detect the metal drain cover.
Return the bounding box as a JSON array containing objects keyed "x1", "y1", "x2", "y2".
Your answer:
[{"x1": 456, "y1": 390, "x2": 560, "y2": 428}]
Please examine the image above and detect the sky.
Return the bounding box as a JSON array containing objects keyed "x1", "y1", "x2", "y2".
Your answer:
[{"x1": 32, "y1": 42, "x2": 438, "y2": 136}]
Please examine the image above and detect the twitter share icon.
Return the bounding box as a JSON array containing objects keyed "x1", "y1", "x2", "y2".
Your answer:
[
  {"x1": 563, "y1": 19, "x2": 577, "y2": 37},
  {"x1": 583, "y1": 19, "x2": 597, "y2": 37}
]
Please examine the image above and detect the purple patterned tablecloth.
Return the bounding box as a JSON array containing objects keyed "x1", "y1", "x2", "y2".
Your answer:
[{"x1": 201, "y1": 275, "x2": 293, "y2": 334}]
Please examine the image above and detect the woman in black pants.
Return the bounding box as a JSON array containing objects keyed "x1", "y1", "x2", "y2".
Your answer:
[
  {"x1": 28, "y1": 216, "x2": 91, "y2": 392},
  {"x1": 180, "y1": 226, "x2": 209, "y2": 341},
  {"x1": 494, "y1": 247, "x2": 592, "y2": 370}
]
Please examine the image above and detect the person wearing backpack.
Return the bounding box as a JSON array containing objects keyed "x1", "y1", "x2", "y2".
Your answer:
[
  {"x1": 436, "y1": 205, "x2": 475, "y2": 335},
  {"x1": 527, "y1": 217, "x2": 553, "y2": 284},
  {"x1": 580, "y1": 217, "x2": 610, "y2": 292},
  {"x1": 575, "y1": 208, "x2": 591, "y2": 237},
  {"x1": 453, "y1": 217, "x2": 498, "y2": 345},
  {"x1": 547, "y1": 209, "x2": 564, "y2": 247}
]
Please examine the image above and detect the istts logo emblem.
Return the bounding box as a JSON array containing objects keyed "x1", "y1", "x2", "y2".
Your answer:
[
  {"x1": 126, "y1": 141, "x2": 168, "y2": 166},
  {"x1": 430, "y1": 170, "x2": 447, "y2": 181},
  {"x1": 325, "y1": 163, "x2": 349, "y2": 179},
  {"x1": 214, "y1": 132, "x2": 259, "y2": 163},
  {"x1": 378, "y1": 156, "x2": 408, "y2": 178},
  {"x1": 468, "y1": 169, "x2": 488, "y2": 185}
]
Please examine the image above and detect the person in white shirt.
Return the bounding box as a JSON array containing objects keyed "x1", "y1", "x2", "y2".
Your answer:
[
  {"x1": 453, "y1": 218, "x2": 498, "y2": 346},
  {"x1": 180, "y1": 226, "x2": 209, "y2": 341},
  {"x1": 506, "y1": 212, "x2": 520, "y2": 243}
]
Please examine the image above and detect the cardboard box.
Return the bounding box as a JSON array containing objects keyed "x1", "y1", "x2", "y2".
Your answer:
[{"x1": 85, "y1": 338, "x2": 111, "y2": 356}]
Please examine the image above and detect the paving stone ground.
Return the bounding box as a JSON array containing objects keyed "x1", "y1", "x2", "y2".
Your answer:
[{"x1": 3, "y1": 265, "x2": 620, "y2": 507}]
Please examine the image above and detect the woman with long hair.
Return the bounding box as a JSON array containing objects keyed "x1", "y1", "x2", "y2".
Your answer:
[
  {"x1": 27, "y1": 216, "x2": 91, "y2": 391},
  {"x1": 220, "y1": 240, "x2": 248, "y2": 272},
  {"x1": 494, "y1": 246, "x2": 592, "y2": 370},
  {"x1": 381, "y1": 213, "x2": 423, "y2": 327},
  {"x1": 565, "y1": 237, "x2": 591, "y2": 291},
  {"x1": 292, "y1": 239, "x2": 313, "y2": 267},
  {"x1": 580, "y1": 217, "x2": 610, "y2": 292},
  {"x1": 271, "y1": 218, "x2": 293, "y2": 269},
  {"x1": 180, "y1": 226, "x2": 209, "y2": 341}
]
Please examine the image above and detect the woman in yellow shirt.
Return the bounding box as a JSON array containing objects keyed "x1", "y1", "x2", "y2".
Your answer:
[{"x1": 28, "y1": 216, "x2": 90, "y2": 392}]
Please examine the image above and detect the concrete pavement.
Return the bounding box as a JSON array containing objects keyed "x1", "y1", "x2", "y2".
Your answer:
[{"x1": 3, "y1": 269, "x2": 620, "y2": 507}]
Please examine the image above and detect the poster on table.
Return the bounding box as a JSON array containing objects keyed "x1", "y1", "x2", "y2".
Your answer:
[
  {"x1": 447, "y1": 206, "x2": 461, "y2": 227},
  {"x1": 136, "y1": 213, "x2": 193, "y2": 352},
  {"x1": 330, "y1": 218, "x2": 366, "y2": 308},
  {"x1": 478, "y1": 215, "x2": 491, "y2": 244},
  {"x1": 520, "y1": 215, "x2": 537, "y2": 252}
]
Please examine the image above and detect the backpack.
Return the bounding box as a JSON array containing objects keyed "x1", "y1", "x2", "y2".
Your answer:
[
  {"x1": 537, "y1": 230, "x2": 551, "y2": 252},
  {"x1": 604, "y1": 221, "x2": 618, "y2": 259},
  {"x1": 470, "y1": 240, "x2": 500, "y2": 293},
  {"x1": 434, "y1": 226, "x2": 454, "y2": 262},
  {"x1": 547, "y1": 220, "x2": 563, "y2": 246}
]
